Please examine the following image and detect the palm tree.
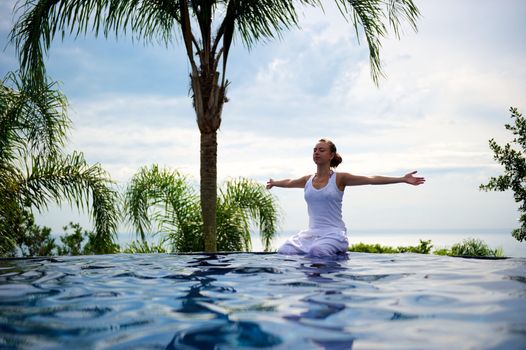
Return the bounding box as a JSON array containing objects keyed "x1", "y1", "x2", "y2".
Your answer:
[
  {"x1": 124, "y1": 164, "x2": 279, "y2": 252},
  {"x1": 0, "y1": 71, "x2": 119, "y2": 256},
  {"x1": 11, "y1": 0, "x2": 420, "y2": 252}
]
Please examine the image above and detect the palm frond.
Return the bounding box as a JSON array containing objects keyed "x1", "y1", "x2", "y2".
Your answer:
[
  {"x1": 1, "y1": 71, "x2": 119, "y2": 256},
  {"x1": 385, "y1": 0, "x2": 419, "y2": 37},
  {"x1": 123, "y1": 167, "x2": 281, "y2": 252},
  {"x1": 0, "y1": 168, "x2": 26, "y2": 256},
  {"x1": 124, "y1": 164, "x2": 169, "y2": 239},
  {"x1": 216, "y1": 201, "x2": 251, "y2": 251},
  {"x1": 220, "y1": 177, "x2": 280, "y2": 251},
  {"x1": 0, "y1": 72, "x2": 69, "y2": 161},
  {"x1": 335, "y1": 0, "x2": 419, "y2": 84},
  {"x1": 10, "y1": 0, "x2": 181, "y2": 85},
  {"x1": 123, "y1": 164, "x2": 201, "y2": 249},
  {"x1": 230, "y1": 0, "x2": 319, "y2": 48},
  {"x1": 21, "y1": 151, "x2": 119, "y2": 245},
  {"x1": 105, "y1": 0, "x2": 180, "y2": 45}
]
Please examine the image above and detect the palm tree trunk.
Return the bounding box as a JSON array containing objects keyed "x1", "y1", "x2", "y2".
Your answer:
[
  {"x1": 200, "y1": 130, "x2": 217, "y2": 252},
  {"x1": 193, "y1": 66, "x2": 224, "y2": 252}
]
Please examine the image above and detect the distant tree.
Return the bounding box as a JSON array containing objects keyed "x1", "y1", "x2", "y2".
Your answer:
[
  {"x1": 56, "y1": 222, "x2": 85, "y2": 256},
  {"x1": 11, "y1": 0, "x2": 420, "y2": 252},
  {"x1": 0, "y1": 72, "x2": 120, "y2": 257},
  {"x1": 57, "y1": 222, "x2": 120, "y2": 256},
  {"x1": 124, "y1": 165, "x2": 280, "y2": 252},
  {"x1": 480, "y1": 107, "x2": 526, "y2": 242},
  {"x1": 14, "y1": 208, "x2": 57, "y2": 257}
]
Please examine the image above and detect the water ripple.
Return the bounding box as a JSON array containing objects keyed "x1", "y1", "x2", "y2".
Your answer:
[{"x1": 0, "y1": 253, "x2": 524, "y2": 349}]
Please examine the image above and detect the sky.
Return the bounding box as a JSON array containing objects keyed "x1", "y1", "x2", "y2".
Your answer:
[{"x1": 1, "y1": 0, "x2": 525, "y2": 246}]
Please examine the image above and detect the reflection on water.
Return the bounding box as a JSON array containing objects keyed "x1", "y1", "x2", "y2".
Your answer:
[{"x1": 0, "y1": 253, "x2": 525, "y2": 349}]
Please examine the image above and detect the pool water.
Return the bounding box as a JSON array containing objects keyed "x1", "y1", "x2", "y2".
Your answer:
[{"x1": 0, "y1": 253, "x2": 525, "y2": 349}]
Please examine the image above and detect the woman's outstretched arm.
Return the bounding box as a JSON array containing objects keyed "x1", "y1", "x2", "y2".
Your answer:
[
  {"x1": 339, "y1": 171, "x2": 425, "y2": 187},
  {"x1": 266, "y1": 175, "x2": 310, "y2": 189}
]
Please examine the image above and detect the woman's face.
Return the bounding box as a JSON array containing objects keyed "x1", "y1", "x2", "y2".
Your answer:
[{"x1": 313, "y1": 142, "x2": 333, "y2": 165}]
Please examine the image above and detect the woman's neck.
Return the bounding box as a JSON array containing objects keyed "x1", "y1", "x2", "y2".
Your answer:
[{"x1": 315, "y1": 166, "x2": 332, "y2": 177}]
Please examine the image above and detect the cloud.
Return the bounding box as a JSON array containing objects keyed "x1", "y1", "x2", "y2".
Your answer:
[
  {"x1": 65, "y1": 95, "x2": 199, "y2": 183},
  {"x1": 69, "y1": 93, "x2": 195, "y2": 127}
]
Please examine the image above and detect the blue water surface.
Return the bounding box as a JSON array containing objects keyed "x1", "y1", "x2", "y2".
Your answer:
[{"x1": 0, "y1": 253, "x2": 525, "y2": 349}]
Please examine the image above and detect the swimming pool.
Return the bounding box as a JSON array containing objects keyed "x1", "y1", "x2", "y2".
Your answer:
[{"x1": 0, "y1": 253, "x2": 524, "y2": 349}]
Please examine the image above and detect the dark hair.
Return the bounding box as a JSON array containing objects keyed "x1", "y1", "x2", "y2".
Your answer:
[{"x1": 318, "y1": 138, "x2": 343, "y2": 168}]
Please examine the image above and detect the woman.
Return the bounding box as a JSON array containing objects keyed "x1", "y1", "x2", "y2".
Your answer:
[{"x1": 266, "y1": 138, "x2": 425, "y2": 257}]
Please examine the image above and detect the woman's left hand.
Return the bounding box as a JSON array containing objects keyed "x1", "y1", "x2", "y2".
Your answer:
[{"x1": 404, "y1": 171, "x2": 425, "y2": 185}]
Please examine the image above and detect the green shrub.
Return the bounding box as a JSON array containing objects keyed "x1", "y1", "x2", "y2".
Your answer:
[
  {"x1": 433, "y1": 248, "x2": 450, "y2": 256},
  {"x1": 349, "y1": 240, "x2": 433, "y2": 254},
  {"x1": 397, "y1": 239, "x2": 433, "y2": 254},
  {"x1": 57, "y1": 222, "x2": 120, "y2": 256},
  {"x1": 348, "y1": 238, "x2": 505, "y2": 258},
  {"x1": 450, "y1": 238, "x2": 503, "y2": 257},
  {"x1": 3, "y1": 209, "x2": 57, "y2": 257},
  {"x1": 348, "y1": 242, "x2": 398, "y2": 253},
  {"x1": 57, "y1": 223, "x2": 85, "y2": 256},
  {"x1": 20, "y1": 217, "x2": 56, "y2": 257},
  {"x1": 122, "y1": 240, "x2": 168, "y2": 253}
]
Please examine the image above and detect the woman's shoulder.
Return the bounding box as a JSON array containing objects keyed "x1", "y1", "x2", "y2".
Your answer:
[
  {"x1": 334, "y1": 171, "x2": 353, "y2": 188},
  {"x1": 298, "y1": 174, "x2": 313, "y2": 185},
  {"x1": 334, "y1": 171, "x2": 352, "y2": 179}
]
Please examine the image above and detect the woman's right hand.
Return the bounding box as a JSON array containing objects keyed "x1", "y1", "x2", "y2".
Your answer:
[{"x1": 266, "y1": 179, "x2": 274, "y2": 189}]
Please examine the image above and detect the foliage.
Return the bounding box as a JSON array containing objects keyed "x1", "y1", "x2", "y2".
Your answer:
[
  {"x1": 348, "y1": 239, "x2": 432, "y2": 254},
  {"x1": 480, "y1": 107, "x2": 526, "y2": 242},
  {"x1": 57, "y1": 222, "x2": 85, "y2": 256},
  {"x1": 124, "y1": 165, "x2": 202, "y2": 251},
  {"x1": 433, "y1": 239, "x2": 503, "y2": 258},
  {"x1": 397, "y1": 239, "x2": 433, "y2": 254},
  {"x1": 57, "y1": 222, "x2": 120, "y2": 256},
  {"x1": 7, "y1": 208, "x2": 57, "y2": 257},
  {"x1": 349, "y1": 238, "x2": 504, "y2": 258},
  {"x1": 122, "y1": 240, "x2": 168, "y2": 254},
  {"x1": 219, "y1": 177, "x2": 280, "y2": 251},
  {"x1": 123, "y1": 165, "x2": 280, "y2": 252},
  {"x1": 349, "y1": 242, "x2": 398, "y2": 253},
  {"x1": 0, "y1": 203, "x2": 27, "y2": 257},
  {"x1": 0, "y1": 71, "x2": 120, "y2": 257},
  {"x1": 0, "y1": 210, "x2": 117, "y2": 257},
  {"x1": 432, "y1": 248, "x2": 450, "y2": 256},
  {"x1": 11, "y1": 0, "x2": 420, "y2": 252},
  {"x1": 449, "y1": 238, "x2": 503, "y2": 258}
]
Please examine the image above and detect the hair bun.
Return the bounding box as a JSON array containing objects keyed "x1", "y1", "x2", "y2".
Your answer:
[{"x1": 331, "y1": 152, "x2": 343, "y2": 168}]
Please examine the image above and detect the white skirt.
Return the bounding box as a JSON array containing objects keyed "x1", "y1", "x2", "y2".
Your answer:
[{"x1": 277, "y1": 228, "x2": 349, "y2": 257}]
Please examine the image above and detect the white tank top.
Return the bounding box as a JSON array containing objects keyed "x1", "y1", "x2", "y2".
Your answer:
[{"x1": 304, "y1": 172, "x2": 346, "y2": 231}]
